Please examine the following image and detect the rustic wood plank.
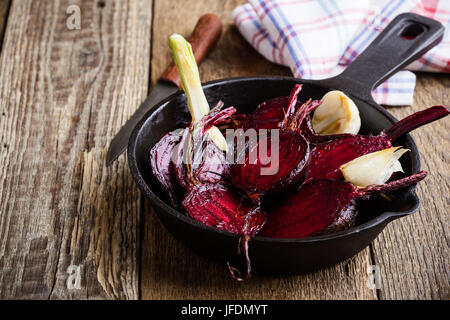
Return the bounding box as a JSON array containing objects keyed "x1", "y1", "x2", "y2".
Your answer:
[
  {"x1": 371, "y1": 73, "x2": 450, "y2": 300},
  {"x1": 0, "y1": 0, "x2": 152, "y2": 299},
  {"x1": 140, "y1": 0, "x2": 378, "y2": 300},
  {"x1": 0, "y1": 0, "x2": 10, "y2": 44}
]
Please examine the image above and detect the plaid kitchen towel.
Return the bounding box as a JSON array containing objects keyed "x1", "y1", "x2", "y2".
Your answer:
[{"x1": 232, "y1": 0, "x2": 450, "y2": 105}]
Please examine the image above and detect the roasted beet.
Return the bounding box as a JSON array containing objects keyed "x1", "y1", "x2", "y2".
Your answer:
[
  {"x1": 242, "y1": 96, "x2": 291, "y2": 130},
  {"x1": 241, "y1": 87, "x2": 346, "y2": 145},
  {"x1": 182, "y1": 184, "x2": 266, "y2": 235},
  {"x1": 261, "y1": 171, "x2": 427, "y2": 238},
  {"x1": 306, "y1": 135, "x2": 392, "y2": 181},
  {"x1": 182, "y1": 182, "x2": 266, "y2": 281},
  {"x1": 154, "y1": 102, "x2": 266, "y2": 237},
  {"x1": 242, "y1": 85, "x2": 321, "y2": 132},
  {"x1": 231, "y1": 85, "x2": 317, "y2": 197},
  {"x1": 242, "y1": 93, "x2": 354, "y2": 144},
  {"x1": 232, "y1": 129, "x2": 309, "y2": 198},
  {"x1": 306, "y1": 105, "x2": 449, "y2": 181}
]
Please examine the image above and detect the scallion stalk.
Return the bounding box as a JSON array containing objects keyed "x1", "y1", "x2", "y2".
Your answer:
[{"x1": 169, "y1": 34, "x2": 227, "y2": 151}]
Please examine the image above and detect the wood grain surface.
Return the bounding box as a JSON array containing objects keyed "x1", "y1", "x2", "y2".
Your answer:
[
  {"x1": 0, "y1": 0, "x2": 152, "y2": 299},
  {"x1": 372, "y1": 74, "x2": 450, "y2": 300},
  {"x1": 0, "y1": 0, "x2": 448, "y2": 300},
  {"x1": 0, "y1": 1, "x2": 10, "y2": 43}
]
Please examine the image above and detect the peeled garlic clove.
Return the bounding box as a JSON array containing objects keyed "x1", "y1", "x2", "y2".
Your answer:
[
  {"x1": 312, "y1": 90, "x2": 361, "y2": 135},
  {"x1": 340, "y1": 147, "x2": 409, "y2": 187}
]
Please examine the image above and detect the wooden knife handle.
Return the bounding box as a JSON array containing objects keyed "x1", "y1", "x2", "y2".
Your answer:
[{"x1": 160, "y1": 13, "x2": 223, "y2": 88}]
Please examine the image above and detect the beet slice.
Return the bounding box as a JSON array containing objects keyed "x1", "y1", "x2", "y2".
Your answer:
[
  {"x1": 261, "y1": 171, "x2": 427, "y2": 239},
  {"x1": 182, "y1": 184, "x2": 266, "y2": 236},
  {"x1": 241, "y1": 85, "x2": 318, "y2": 131},
  {"x1": 306, "y1": 135, "x2": 392, "y2": 181},
  {"x1": 242, "y1": 96, "x2": 291, "y2": 130},
  {"x1": 232, "y1": 129, "x2": 310, "y2": 197},
  {"x1": 231, "y1": 85, "x2": 315, "y2": 197},
  {"x1": 306, "y1": 105, "x2": 449, "y2": 181},
  {"x1": 182, "y1": 183, "x2": 266, "y2": 281},
  {"x1": 242, "y1": 87, "x2": 339, "y2": 145}
]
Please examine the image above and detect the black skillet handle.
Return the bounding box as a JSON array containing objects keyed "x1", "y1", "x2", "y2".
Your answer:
[{"x1": 322, "y1": 13, "x2": 444, "y2": 103}]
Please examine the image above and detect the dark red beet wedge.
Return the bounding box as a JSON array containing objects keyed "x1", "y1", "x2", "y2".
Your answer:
[
  {"x1": 231, "y1": 85, "x2": 316, "y2": 197},
  {"x1": 306, "y1": 105, "x2": 449, "y2": 181},
  {"x1": 182, "y1": 183, "x2": 266, "y2": 281},
  {"x1": 242, "y1": 96, "x2": 290, "y2": 130},
  {"x1": 183, "y1": 184, "x2": 267, "y2": 281},
  {"x1": 242, "y1": 85, "x2": 321, "y2": 131},
  {"x1": 231, "y1": 129, "x2": 310, "y2": 198},
  {"x1": 182, "y1": 184, "x2": 266, "y2": 236},
  {"x1": 261, "y1": 171, "x2": 427, "y2": 239},
  {"x1": 306, "y1": 135, "x2": 392, "y2": 181}
]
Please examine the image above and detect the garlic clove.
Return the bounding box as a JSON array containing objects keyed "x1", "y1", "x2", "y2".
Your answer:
[
  {"x1": 312, "y1": 90, "x2": 361, "y2": 135},
  {"x1": 340, "y1": 147, "x2": 409, "y2": 187}
]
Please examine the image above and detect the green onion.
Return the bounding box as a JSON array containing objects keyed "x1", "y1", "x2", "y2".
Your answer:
[{"x1": 169, "y1": 34, "x2": 227, "y2": 151}]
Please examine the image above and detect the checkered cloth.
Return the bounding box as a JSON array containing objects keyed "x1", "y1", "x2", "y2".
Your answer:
[{"x1": 232, "y1": 0, "x2": 450, "y2": 105}]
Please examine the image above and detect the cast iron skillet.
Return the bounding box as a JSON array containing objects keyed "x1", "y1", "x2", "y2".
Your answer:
[{"x1": 128, "y1": 13, "x2": 444, "y2": 274}]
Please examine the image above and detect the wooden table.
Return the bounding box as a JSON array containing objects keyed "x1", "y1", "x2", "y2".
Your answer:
[{"x1": 0, "y1": 0, "x2": 448, "y2": 300}]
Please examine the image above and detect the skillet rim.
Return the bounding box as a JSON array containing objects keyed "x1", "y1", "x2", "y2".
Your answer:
[{"x1": 127, "y1": 75, "x2": 421, "y2": 244}]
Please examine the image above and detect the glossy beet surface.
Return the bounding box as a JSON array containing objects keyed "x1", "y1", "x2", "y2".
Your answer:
[
  {"x1": 262, "y1": 179, "x2": 358, "y2": 239},
  {"x1": 231, "y1": 129, "x2": 309, "y2": 197},
  {"x1": 183, "y1": 184, "x2": 266, "y2": 236},
  {"x1": 231, "y1": 85, "x2": 315, "y2": 197},
  {"x1": 261, "y1": 172, "x2": 427, "y2": 238}
]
